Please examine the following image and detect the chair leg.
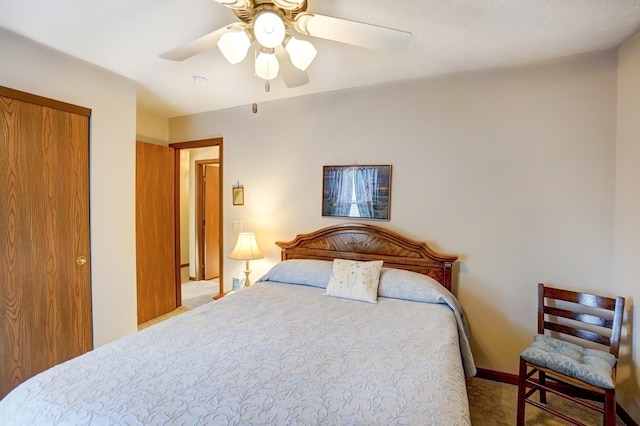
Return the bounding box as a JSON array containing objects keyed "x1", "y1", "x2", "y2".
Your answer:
[
  {"x1": 539, "y1": 370, "x2": 547, "y2": 404},
  {"x1": 517, "y1": 357, "x2": 528, "y2": 426},
  {"x1": 604, "y1": 389, "x2": 616, "y2": 426}
]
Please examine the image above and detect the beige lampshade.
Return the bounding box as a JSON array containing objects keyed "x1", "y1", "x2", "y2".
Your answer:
[{"x1": 229, "y1": 232, "x2": 264, "y2": 260}]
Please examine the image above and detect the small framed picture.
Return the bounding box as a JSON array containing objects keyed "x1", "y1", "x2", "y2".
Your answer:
[{"x1": 232, "y1": 185, "x2": 244, "y2": 205}]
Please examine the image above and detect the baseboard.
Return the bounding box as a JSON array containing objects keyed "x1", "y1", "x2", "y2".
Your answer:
[
  {"x1": 619, "y1": 408, "x2": 640, "y2": 426},
  {"x1": 475, "y1": 368, "x2": 638, "y2": 426},
  {"x1": 476, "y1": 367, "x2": 519, "y2": 385}
]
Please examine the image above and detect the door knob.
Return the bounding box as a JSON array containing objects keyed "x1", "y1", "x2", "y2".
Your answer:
[{"x1": 76, "y1": 256, "x2": 87, "y2": 266}]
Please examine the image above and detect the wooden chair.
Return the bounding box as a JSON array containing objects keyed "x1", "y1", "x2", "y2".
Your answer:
[{"x1": 516, "y1": 283, "x2": 625, "y2": 426}]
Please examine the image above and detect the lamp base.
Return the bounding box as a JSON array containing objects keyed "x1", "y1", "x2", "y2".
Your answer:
[{"x1": 243, "y1": 260, "x2": 252, "y2": 287}]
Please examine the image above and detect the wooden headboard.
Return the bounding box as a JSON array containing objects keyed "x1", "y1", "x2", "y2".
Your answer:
[{"x1": 276, "y1": 224, "x2": 458, "y2": 291}]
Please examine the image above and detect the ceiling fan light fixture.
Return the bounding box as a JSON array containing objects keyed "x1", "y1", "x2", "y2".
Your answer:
[
  {"x1": 217, "y1": 29, "x2": 251, "y2": 64},
  {"x1": 255, "y1": 49, "x2": 280, "y2": 80},
  {"x1": 284, "y1": 36, "x2": 317, "y2": 71},
  {"x1": 253, "y1": 11, "x2": 286, "y2": 48}
]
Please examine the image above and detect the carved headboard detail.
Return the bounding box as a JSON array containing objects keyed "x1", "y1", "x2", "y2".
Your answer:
[{"x1": 276, "y1": 224, "x2": 458, "y2": 291}]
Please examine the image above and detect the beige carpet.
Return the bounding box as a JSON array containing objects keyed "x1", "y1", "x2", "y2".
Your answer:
[
  {"x1": 181, "y1": 279, "x2": 219, "y2": 309},
  {"x1": 138, "y1": 279, "x2": 218, "y2": 330},
  {"x1": 138, "y1": 306, "x2": 190, "y2": 330},
  {"x1": 467, "y1": 377, "x2": 624, "y2": 425}
]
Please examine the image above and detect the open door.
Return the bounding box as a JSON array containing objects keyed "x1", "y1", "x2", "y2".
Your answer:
[
  {"x1": 203, "y1": 163, "x2": 220, "y2": 279},
  {"x1": 136, "y1": 141, "x2": 176, "y2": 324}
]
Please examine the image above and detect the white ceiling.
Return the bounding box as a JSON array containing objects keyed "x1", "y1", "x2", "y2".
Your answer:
[{"x1": 1, "y1": 0, "x2": 640, "y2": 119}]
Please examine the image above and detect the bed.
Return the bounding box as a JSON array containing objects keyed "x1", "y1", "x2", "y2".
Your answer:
[{"x1": 0, "y1": 224, "x2": 476, "y2": 425}]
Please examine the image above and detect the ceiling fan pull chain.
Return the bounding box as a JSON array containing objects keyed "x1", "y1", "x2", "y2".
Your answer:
[{"x1": 252, "y1": 59, "x2": 259, "y2": 114}]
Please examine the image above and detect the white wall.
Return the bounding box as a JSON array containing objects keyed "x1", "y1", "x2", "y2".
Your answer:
[
  {"x1": 136, "y1": 108, "x2": 169, "y2": 145},
  {"x1": 171, "y1": 50, "x2": 619, "y2": 378},
  {"x1": 0, "y1": 29, "x2": 138, "y2": 347},
  {"x1": 615, "y1": 29, "x2": 640, "y2": 420}
]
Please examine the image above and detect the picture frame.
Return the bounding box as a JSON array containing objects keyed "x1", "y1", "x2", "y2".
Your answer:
[
  {"x1": 232, "y1": 185, "x2": 244, "y2": 206},
  {"x1": 322, "y1": 165, "x2": 391, "y2": 220}
]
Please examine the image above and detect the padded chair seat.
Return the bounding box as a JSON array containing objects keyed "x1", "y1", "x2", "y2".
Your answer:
[{"x1": 520, "y1": 335, "x2": 617, "y2": 389}]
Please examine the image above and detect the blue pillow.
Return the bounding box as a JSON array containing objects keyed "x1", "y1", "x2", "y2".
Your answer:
[
  {"x1": 257, "y1": 259, "x2": 333, "y2": 288},
  {"x1": 378, "y1": 267, "x2": 445, "y2": 302}
]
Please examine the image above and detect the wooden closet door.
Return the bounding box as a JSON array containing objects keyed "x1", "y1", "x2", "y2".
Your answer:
[{"x1": 0, "y1": 87, "x2": 92, "y2": 399}]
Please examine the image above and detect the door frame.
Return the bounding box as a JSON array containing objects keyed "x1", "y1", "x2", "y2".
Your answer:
[{"x1": 168, "y1": 138, "x2": 224, "y2": 304}]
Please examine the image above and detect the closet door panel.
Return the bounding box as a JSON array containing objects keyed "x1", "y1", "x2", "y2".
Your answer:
[{"x1": 0, "y1": 89, "x2": 92, "y2": 399}]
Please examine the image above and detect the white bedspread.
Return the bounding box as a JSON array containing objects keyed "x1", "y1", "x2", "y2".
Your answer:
[{"x1": 0, "y1": 282, "x2": 472, "y2": 425}]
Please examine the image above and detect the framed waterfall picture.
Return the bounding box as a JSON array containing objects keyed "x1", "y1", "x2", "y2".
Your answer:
[{"x1": 322, "y1": 165, "x2": 392, "y2": 220}]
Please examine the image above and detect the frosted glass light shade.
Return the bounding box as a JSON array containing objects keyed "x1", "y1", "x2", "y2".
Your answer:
[
  {"x1": 229, "y1": 232, "x2": 264, "y2": 260},
  {"x1": 255, "y1": 51, "x2": 280, "y2": 80},
  {"x1": 285, "y1": 37, "x2": 317, "y2": 71},
  {"x1": 253, "y1": 11, "x2": 285, "y2": 48},
  {"x1": 217, "y1": 30, "x2": 251, "y2": 64}
]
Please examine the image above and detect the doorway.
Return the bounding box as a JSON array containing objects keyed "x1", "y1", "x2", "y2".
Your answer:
[{"x1": 169, "y1": 138, "x2": 224, "y2": 303}]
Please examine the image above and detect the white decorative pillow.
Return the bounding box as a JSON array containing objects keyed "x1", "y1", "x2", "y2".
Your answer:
[{"x1": 324, "y1": 259, "x2": 384, "y2": 303}]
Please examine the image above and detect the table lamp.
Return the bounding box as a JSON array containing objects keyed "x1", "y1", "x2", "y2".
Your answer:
[{"x1": 228, "y1": 232, "x2": 264, "y2": 287}]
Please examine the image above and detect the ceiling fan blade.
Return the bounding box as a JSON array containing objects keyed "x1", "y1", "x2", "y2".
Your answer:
[
  {"x1": 275, "y1": 46, "x2": 310, "y2": 88},
  {"x1": 213, "y1": 0, "x2": 251, "y2": 10},
  {"x1": 294, "y1": 12, "x2": 411, "y2": 53},
  {"x1": 272, "y1": 0, "x2": 305, "y2": 10},
  {"x1": 159, "y1": 23, "x2": 245, "y2": 61}
]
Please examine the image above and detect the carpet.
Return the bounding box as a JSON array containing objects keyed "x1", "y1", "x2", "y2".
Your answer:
[
  {"x1": 467, "y1": 377, "x2": 625, "y2": 425},
  {"x1": 181, "y1": 279, "x2": 219, "y2": 309}
]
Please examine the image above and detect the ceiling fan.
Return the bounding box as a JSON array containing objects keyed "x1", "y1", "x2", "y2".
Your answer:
[{"x1": 160, "y1": 0, "x2": 412, "y2": 88}]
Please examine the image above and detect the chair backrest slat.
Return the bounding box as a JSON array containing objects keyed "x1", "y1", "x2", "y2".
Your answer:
[
  {"x1": 544, "y1": 286, "x2": 617, "y2": 310},
  {"x1": 544, "y1": 321, "x2": 611, "y2": 346},
  {"x1": 543, "y1": 306, "x2": 614, "y2": 328},
  {"x1": 537, "y1": 283, "x2": 625, "y2": 357}
]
